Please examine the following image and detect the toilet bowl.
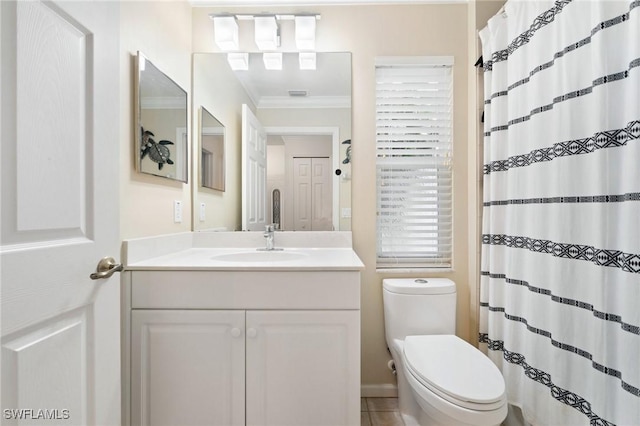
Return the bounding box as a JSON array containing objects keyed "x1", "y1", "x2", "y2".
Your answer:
[{"x1": 383, "y1": 278, "x2": 507, "y2": 425}]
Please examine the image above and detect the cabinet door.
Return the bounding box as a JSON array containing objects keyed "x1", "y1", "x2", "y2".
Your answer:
[
  {"x1": 246, "y1": 310, "x2": 360, "y2": 426},
  {"x1": 131, "y1": 310, "x2": 245, "y2": 426}
]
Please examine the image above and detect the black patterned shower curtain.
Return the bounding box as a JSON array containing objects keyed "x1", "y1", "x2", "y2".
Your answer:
[{"x1": 479, "y1": 1, "x2": 640, "y2": 424}]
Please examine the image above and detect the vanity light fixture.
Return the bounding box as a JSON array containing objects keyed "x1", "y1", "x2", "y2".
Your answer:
[
  {"x1": 255, "y1": 16, "x2": 279, "y2": 50},
  {"x1": 298, "y1": 52, "x2": 316, "y2": 70},
  {"x1": 263, "y1": 52, "x2": 283, "y2": 70},
  {"x1": 213, "y1": 16, "x2": 239, "y2": 51},
  {"x1": 295, "y1": 16, "x2": 316, "y2": 50},
  {"x1": 210, "y1": 13, "x2": 321, "y2": 71},
  {"x1": 227, "y1": 52, "x2": 249, "y2": 70}
]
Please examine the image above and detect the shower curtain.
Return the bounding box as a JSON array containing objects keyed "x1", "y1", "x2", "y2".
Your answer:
[{"x1": 479, "y1": 1, "x2": 639, "y2": 424}]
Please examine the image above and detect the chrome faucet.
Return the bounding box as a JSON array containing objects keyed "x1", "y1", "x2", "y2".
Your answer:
[{"x1": 263, "y1": 224, "x2": 276, "y2": 251}]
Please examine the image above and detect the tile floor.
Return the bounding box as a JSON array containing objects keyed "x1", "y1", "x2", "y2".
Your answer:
[{"x1": 361, "y1": 397, "x2": 404, "y2": 426}]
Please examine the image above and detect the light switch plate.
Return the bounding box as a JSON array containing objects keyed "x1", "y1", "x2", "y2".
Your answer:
[
  {"x1": 199, "y1": 203, "x2": 206, "y2": 222},
  {"x1": 174, "y1": 200, "x2": 183, "y2": 223}
]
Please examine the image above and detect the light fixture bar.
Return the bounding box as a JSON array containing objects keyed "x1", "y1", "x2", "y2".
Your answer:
[
  {"x1": 209, "y1": 13, "x2": 321, "y2": 21},
  {"x1": 275, "y1": 14, "x2": 320, "y2": 21}
]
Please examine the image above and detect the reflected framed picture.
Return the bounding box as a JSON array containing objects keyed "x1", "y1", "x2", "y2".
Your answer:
[{"x1": 135, "y1": 51, "x2": 188, "y2": 182}]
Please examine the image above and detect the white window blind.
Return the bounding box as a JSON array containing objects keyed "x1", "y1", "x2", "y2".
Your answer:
[{"x1": 375, "y1": 58, "x2": 453, "y2": 268}]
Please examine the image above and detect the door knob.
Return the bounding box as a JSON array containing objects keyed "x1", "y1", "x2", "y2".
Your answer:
[
  {"x1": 90, "y1": 257, "x2": 123, "y2": 280},
  {"x1": 246, "y1": 328, "x2": 257, "y2": 338},
  {"x1": 231, "y1": 328, "x2": 242, "y2": 338}
]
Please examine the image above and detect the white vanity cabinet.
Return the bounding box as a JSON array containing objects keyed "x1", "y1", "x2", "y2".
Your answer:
[
  {"x1": 245, "y1": 310, "x2": 359, "y2": 426},
  {"x1": 131, "y1": 310, "x2": 246, "y2": 426},
  {"x1": 125, "y1": 269, "x2": 361, "y2": 426}
]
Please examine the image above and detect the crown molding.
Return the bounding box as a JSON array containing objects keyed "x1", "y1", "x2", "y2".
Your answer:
[{"x1": 258, "y1": 95, "x2": 351, "y2": 109}]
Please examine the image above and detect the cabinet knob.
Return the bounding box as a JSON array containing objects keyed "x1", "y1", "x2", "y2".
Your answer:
[
  {"x1": 230, "y1": 327, "x2": 242, "y2": 338},
  {"x1": 246, "y1": 328, "x2": 257, "y2": 338}
]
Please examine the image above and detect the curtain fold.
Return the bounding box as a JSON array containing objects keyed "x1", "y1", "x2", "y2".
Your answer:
[{"x1": 479, "y1": 1, "x2": 640, "y2": 424}]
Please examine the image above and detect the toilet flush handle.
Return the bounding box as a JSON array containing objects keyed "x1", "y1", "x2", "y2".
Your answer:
[{"x1": 387, "y1": 359, "x2": 396, "y2": 376}]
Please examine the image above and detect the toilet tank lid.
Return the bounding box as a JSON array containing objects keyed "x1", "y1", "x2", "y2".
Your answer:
[{"x1": 383, "y1": 278, "x2": 455, "y2": 295}]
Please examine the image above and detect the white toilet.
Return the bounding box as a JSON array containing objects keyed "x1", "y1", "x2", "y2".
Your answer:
[{"x1": 383, "y1": 278, "x2": 508, "y2": 426}]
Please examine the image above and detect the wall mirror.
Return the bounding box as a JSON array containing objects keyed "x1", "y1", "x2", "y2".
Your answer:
[
  {"x1": 199, "y1": 107, "x2": 225, "y2": 191},
  {"x1": 135, "y1": 51, "x2": 188, "y2": 182},
  {"x1": 192, "y1": 52, "x2": 352, "y2": 232}
]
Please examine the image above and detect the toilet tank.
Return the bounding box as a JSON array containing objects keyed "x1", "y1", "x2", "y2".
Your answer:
[{"x1": 383, "y1": 278, "x2": 456, "y2": 346}]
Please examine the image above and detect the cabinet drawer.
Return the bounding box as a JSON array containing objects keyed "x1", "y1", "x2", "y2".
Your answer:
[{"x1": 131, "y1": 270, "x2": 360, "y2": 309}]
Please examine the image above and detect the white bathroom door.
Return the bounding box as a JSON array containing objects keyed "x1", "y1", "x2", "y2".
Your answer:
[
  {"x1": 241, "y1": 104, "x2": 267, "y2": 231},
  {"x1": 1, "y1": 1, "x2": 121, "y2": 425},
  {"x1": 293, "y1": 158, "x2": 333, "y2": 231}
]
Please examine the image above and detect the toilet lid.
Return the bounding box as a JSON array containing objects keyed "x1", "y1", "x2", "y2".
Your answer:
[{"x1": 403, "y1": 335, "x2": 505, "y2": 406}]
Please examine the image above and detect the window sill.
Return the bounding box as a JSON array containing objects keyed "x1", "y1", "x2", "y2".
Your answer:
[{"x1": 376, "y1": 267, "x2": 454, "y2": 274}]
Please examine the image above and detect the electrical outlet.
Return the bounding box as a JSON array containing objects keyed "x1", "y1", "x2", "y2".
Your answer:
[
  {"x1": 174, "y1": 200, "x2": 183, "y2": 223},
  {"x1": 199, "y1": 203, "x2": 206, "y2": 222}
]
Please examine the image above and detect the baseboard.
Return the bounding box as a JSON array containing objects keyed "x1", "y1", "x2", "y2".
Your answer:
[{"x1": 361, "y1": 384, "x2": 398, "y2": 398}]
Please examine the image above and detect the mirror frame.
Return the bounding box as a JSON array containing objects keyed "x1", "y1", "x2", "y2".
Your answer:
[
  {"x1": 199, "y1": 106, "x2": 226, "y2": 192},
  {"x1": 135, "y1": 51, "x2": 189, "y2": 183}
]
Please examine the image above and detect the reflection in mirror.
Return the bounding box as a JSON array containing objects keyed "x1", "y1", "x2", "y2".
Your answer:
[
  {"x1": 192, "y1": 52, "x2": 351, "y2": 232},
  {"x1": 136, "y1": 51, "x2": 188, "y2": 182},
  {"x1": 199, "y1": 107, "x2": 225, "y2": 191}
]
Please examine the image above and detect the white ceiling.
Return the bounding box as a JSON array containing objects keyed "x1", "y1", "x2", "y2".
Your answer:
[{"x1": 231, "y1": 52, "x2": 351, "y2": 108}]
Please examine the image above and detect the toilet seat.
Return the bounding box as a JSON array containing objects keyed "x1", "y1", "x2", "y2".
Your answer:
[{"x1": 403, "y1": 335, "x2": 506, "y2": 412}]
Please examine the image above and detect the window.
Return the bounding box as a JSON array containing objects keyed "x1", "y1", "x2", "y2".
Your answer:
[{"x1": 375, "y1": 57, "x2": 453, "y2": 268}]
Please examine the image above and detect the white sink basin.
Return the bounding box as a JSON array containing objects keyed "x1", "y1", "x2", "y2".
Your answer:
[{"x1": 211, "y1": 250, "x2": 308, "y2": 263}]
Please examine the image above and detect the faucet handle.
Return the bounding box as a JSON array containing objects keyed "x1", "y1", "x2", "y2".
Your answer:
[{"x1": 265, "y1": 224, "x2": 275, "y2": 232}]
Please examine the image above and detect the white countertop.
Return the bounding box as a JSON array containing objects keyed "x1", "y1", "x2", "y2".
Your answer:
[{"x1": 123, "y1": 232, "x2": 364, "y2": 271}]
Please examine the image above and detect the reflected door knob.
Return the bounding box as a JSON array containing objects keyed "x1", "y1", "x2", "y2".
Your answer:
[
  {"x1": 231, "y1": 328, "x2": 242, "y2": 338},
  {"x1": 246, "y1": 328, "x2": 257, "y2": 338}
]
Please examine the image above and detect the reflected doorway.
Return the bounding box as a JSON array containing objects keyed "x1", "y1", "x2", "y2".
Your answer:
[{"x1": 266, "y1": 132, "x2": 335, "y2": 231}]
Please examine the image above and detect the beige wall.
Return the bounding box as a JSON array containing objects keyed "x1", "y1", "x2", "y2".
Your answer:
[
  {"x1": 192, "y1": 4, "x2": 470, "y2": 390},
  {"x1": 477, "y1": 0, "x2": 505, "y2": 30},
  {"x1": 120, "y1": 1, "x2": 192, "y2": 239},
  {"x1": 468, "y1": 0, "x2": 506, "y2": 349}
]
